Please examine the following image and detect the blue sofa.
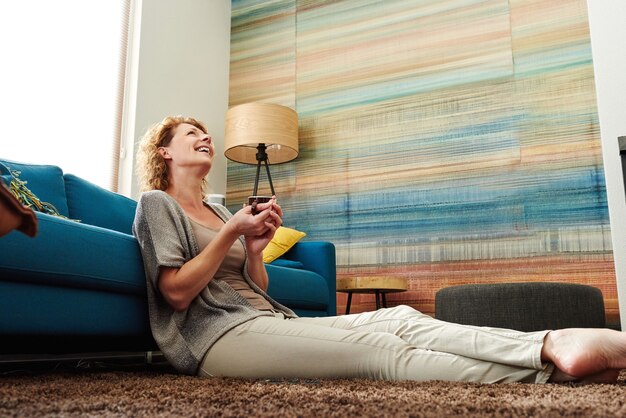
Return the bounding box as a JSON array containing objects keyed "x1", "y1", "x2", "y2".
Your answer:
[{"x1": 0, "y1": 159, "x2": 336, "y2": 356}]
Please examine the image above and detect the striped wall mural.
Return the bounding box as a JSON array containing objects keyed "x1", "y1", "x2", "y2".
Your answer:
[{"x1": 227, "y1": 0, "x2": 619, "y2": 326}]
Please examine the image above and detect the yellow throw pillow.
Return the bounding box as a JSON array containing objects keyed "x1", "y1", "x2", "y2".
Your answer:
[{"x1": 263, "y1": 226, "x2": 306, "y2": 263}]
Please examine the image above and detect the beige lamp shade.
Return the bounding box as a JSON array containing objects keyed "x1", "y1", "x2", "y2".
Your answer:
[{"x1": 224, "y1": 102, "x2": 299, "y2": 165}]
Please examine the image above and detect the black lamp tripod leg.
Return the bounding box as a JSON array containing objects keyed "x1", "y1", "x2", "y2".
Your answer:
[
  {"x1": 264, "y1": 159, "x2": 275, "y2": 196},
  {"x1": 252, "y1": 143, "x2": 276, "y2": 197},
  {"x1": 253, "y1": 160, "x2": 262, "y2": 196}
]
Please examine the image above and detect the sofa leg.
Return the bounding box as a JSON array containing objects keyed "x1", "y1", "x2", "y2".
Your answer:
[{"x1": 144, "y1": 351, "x2": 167, "y2": 365}]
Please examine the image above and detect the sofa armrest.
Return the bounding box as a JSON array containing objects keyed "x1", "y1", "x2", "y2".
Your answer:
[{"x1": 280, "y1": 241, "x2": 336, "y2": 315}]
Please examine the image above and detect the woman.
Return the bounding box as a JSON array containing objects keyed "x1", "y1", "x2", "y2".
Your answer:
[{"x1": 133, "y1": 115, "x2": 626, "y2": 383}]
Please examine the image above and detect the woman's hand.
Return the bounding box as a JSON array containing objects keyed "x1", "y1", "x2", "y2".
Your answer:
[
  {"x1": 226, "y1": 197, "x2": 282, "y2": 237},
  {"x1": 243, "y1": 198, "x2": 283, "y2": 255},
  {"x1": 229, "y1": 198, "x2": 282, "y2": 291}
]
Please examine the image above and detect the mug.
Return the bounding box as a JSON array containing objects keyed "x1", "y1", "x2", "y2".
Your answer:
[{"x1": 247, "y1": 195, "x2": 272, "y2": 215}]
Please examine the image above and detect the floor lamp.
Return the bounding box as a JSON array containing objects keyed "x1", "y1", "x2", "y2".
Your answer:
[{"x1": 224, "y1": 103, "x2": 299, "y2": 206}]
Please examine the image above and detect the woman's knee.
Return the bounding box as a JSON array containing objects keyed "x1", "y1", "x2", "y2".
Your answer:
[{"x1": 387, "y1": 304, "x2": 423, "y2": 318}]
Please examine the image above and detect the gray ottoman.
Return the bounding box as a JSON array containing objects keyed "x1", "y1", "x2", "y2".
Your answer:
[{"x1": 434, "y1": 282, "x2": 606, "y2": 332}]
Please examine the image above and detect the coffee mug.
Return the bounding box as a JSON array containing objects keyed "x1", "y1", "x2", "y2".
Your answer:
[{"x1": 248, "y1": 195, "x2": 272, "y2": 215}]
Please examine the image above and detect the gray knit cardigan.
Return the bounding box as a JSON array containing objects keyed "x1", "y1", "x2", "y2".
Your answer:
[{"x1": 132, "y1": 190, "x2": 295, "y2": 375}]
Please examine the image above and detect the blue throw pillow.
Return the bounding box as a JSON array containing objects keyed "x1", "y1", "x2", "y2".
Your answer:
[
  {"x1": 0, "y1": 160, "x2": 70, "y2": 217},
  {"x1": 0, "y1": 161, "x2": 69, "y2": 219},
  {"x1": 0, "y1": 165, "x2": 11, "y2": 187}
]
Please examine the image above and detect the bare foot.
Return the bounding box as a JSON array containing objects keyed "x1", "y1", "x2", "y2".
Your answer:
[{"x1": 542, "y1": 328, "x2": 626, "y2": 378}]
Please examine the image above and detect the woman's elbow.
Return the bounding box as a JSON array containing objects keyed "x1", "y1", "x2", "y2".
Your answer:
[
  {"x1": 167, "y1": 295, "x2": 191, "y2": 312},
  {"x1": 158, "y1": 268, "x2": 194, "y2": 312},
  {"x1": 159, "y1": 282, "x2": 192, "y2": 312}
]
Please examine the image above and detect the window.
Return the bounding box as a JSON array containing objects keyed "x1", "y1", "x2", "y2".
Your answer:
[{"x1": 0, "y1": 1, "x2": 129, "y2": 190}]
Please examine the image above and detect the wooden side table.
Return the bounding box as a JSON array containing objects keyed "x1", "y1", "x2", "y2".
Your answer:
[{"x1": 337, "y1": 276, "x2": 408, "y2": 314}]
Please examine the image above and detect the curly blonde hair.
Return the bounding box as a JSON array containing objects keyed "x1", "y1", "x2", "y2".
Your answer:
[{"x1": 135, "y1": 115, "x2": 209, "y2": 194}]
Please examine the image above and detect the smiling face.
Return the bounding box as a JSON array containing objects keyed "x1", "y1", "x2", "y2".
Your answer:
[
  {"x1": 136, "y1": 116, "x2": 213, "y2": 193},
  {"x1": 159, "y1": 122, "x2": 215, "y2": 172}
]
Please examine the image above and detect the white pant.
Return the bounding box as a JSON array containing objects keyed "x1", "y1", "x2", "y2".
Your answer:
[{"x1": 199, "y1": 305, "x2": 554, "y2": 383}]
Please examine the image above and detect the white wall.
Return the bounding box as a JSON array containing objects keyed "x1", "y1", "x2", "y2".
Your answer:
[
  {"x1": 587, "y1": 0, "x2": 626, "y2": 329},
  {"x1": 119, "y1": 0, "x2": 231, "y2": 198}
]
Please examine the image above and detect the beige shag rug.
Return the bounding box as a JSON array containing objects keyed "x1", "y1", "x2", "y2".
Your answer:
[{"x1": 0, "y1": 365, "x2": 625, "y2": 417}]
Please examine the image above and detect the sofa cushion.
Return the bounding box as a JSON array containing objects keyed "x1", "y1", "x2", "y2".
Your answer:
[
  {"x1": 266, "y1": 264, "x2": 329, "y2": 310},
  {"x1": 64, "y1": 174, "x2": 137, "y2": 235},
  {"x1": 0, "y1": 212, "x2": 146, "y2": 297},
  {"x1": 0, "y1": 159, "x2": 69, "y2": 217}
]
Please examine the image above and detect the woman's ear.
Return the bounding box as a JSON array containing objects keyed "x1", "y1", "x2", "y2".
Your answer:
[{"x1": 158, "y1": 147, "x2": 171, "y2": 160}]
